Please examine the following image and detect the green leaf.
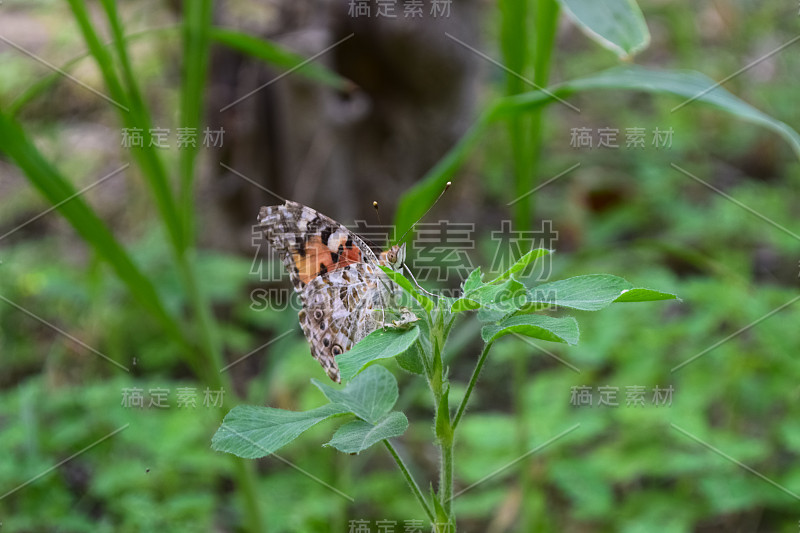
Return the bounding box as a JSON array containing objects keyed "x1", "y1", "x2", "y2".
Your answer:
[
  {"x1": 557, "y1": 0, "x2": 650, "y2": 59},
  {"x1": 450, "y1": 298, "x2": 482, "y2": 313},
  {"x1": 9, "y1": 26, "x2": 350, "y2": 116},
  {"x1": 499, "y1": 0, "x2": 528, "y2": 96},
  {"x1": 531, "y1": 274, "x2": 677, "y2": 311},
  {"x1": 430, "y1": 484, "x2": 451, "y2": 526},
  {"x1": 211, "y1": 404, "x2": 349, "y2": 459},
  {"x1": 435, "y1": 387, "x2": 452, "y2": 444},
  {"x1": 476, "y1": 307, "x2": 509, "y2": 323},
  {"x1": 209, "y1": 28, "x2": 352, "y2": 91},
  {"x1": 379, "y1": 267, "x2": 434, "y2": 313},
  {"x1": 491, "y1": 249, "x2": 552, "y2": 283},
  {"x1": 451, "y1": 277, "x2": 528, "y2": 314},
  {"x1": 325, "y1": 412, "x2": 409, "y2": 454},
  {"x1": 463, "y1": 267, "x2": 484, "y2": 292},
  {"x1": 481, "y1": 314, "x2": 580, "y2": 345},
  {"x1": 9, "y1": 27, "x2": 178, "y2": 116},
  {"x1": 396, "y1": 341, "x2": 425, "y2": 375},
  {"x1": 614, "y1": 288, "x2": 680, "y2": 303},
  {"x1": 532, "y1": 274, "x2": 631, "y2": 311},
  {"x1": 312, "y1": 365, "x2": 398, "y2": 424},
  {"x1": 337, "y1": 326, "x2": 421, "y2": 382}
]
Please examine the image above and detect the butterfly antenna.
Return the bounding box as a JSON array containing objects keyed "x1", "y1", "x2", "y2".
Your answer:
[
  {"x1": 374, "y1": 200, "x2": 387, "y2": 325},
  {"x1": 396, "y1": 181, "x2": 452, "y2": 300},
  {"x1": 373, "y1": 201, "x2": 382, "y2": 225},
  {"x1": 372, "y1": 200, "x2": 387, "y2": 249},
  {"x1": 397, "y1": 181, "x2": 451, "y2": 245}
]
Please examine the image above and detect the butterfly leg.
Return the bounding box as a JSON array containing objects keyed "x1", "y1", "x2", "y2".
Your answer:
[{"x1": 403, "y1": 264, "x2": 438, "y2": 299}]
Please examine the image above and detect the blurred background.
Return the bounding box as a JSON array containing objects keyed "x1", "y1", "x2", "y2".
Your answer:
[{"x1": 1, "y1": 0, "x2": 799, "y2": 531}]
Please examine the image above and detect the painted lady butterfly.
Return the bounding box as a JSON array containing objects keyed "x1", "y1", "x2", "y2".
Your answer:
[{"x1": 257, "y1": 201, "x2": 416, "y2": 382}]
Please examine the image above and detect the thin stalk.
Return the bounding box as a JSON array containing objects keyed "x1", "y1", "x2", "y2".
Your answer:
[
  {"x1": 72, "y1": 0, "x2": 184, "y2": 254},
  {"x1": 179, "y1": 0, "x2": 214, "y2": 247},
  {"x1": 452, "y1": 341, "x2": 493, "y2": 431},
  {"x1": 524, "y1": 0, "x2": 560, "y2": 225},
  {"x1": 68, "y1": 2, "x2": 261, "y2": 529},
  {"x1": 440, "y1": 435, "x2": 454, "y2": 517},
  {"x1": 95, "y1": 0, "x2": 225, "y2": 388},
  {"x1": 499, "y1": 0, "x2": 531, "y2": 231},
  {"x1": 426, "y1": 310, "x2": 456, "y2": 528},
  {"x1": 231, "y1": 444, "x2": 266, "y2": 533},
  {"x1": 517, "y1": 3, "x2": 559, "y2": 530},
  {"x1": 512, "y1": 354, "x2": 531, "y2": 531},
  {"x1": 176, "y1": 256, "x2": 225, "y2": 386},
  {"x1": 384, "y1": 440, "x2": 435, "y2": 522}
]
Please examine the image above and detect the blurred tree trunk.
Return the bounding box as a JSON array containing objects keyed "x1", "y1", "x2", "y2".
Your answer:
[{"x1": 202, "y1": 0, "x2": 482, "y2": 251}]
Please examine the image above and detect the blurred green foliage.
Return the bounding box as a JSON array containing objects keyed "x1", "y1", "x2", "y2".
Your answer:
[{"x1": 1, "y1": 0, "x2": 799, "y2": 531}]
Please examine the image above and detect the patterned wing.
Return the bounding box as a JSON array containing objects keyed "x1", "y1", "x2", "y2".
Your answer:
[
  {"x1": 298, "y1": 263, "x2": 395, "y2": 383},
  {"x1": 258, "y1": 201, "x2": 379, "y2": 292}
]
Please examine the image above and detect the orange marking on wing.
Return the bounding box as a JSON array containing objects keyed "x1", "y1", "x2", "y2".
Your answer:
[
  {"x1": 330, "y1": 235, "x2": 363, "y2": 269},
  {"x1": 292, "y1": 237, "x2": 332, "y2": 284},
  {"x1": 291, "y1": 236, "x2": 366, "y2": 284}
]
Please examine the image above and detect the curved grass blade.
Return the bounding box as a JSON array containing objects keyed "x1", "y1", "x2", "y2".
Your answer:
[
  {"x1": 395, "y1": 66, "x2": 800, "y2": 237},
  {"x1": 0, "y1": 111, "x2": 183, "y2": 343},
  {"x1": 557, "y1": 0, "x2": 650, "y2": 59},
  {"x1": 180, "y1": 0, "x2": 213, "y2": 246},
  {"x1": 209, "y1": 28, "x2": 352, "y2": 91}
]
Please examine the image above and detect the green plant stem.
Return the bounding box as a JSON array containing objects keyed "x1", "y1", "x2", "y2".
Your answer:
[
  {"x1": 512, "y1": 353, "x2": 531, "y2": 531},
  {"x1": 69, "y1": 0, "x2": 184, "y2": 255},
  {"x1": 384, "y1": 440, "x2": 435, "y2": 522},
  {"x1": 231, "y1": 446, "x2": 266, "y2": 532},
  {"x1": 440, "y1": 435, "x2": 454, "y2": 518},
  {"x1": 500, "y1": 0, "x2": 531, "y2": 232},
  {"x1": 176, "y1": 8, "x2": 264, "y2": 523},
  {"x1": 452, "y1": 341, "x2": 493, "y2": 431},
  {"x1": 428, "y1": 316, "x2": 456, "y2": 528},
  {"x1": 180, "y1": 0, "x2": 214, "y2": 248},
  {"x1": 512, "y1": 0, "x2": 559, "y2": 230},
  {"x1": 528, "y1": 0, "x2": 560, "y2": 220},
  {"x1": 67, "y1": 3, "x2": 261, "y2": 529},
  {"x1": 516, "y1": 4, "x2": 559, "y2": 529},
  {"x1": 177, "y1": 256, "x2": 225, "y2": 387},
  {"x1": 90, "y1": 0, "x2": 225, "y2": 389}
]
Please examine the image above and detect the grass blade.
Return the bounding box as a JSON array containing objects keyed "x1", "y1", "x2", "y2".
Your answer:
[
  {"x1": 9, "y1": 26, "x2": 180, "y2": 117},
  {"x1": 180, "y1": 0, "x2": 213, "y2": 246},
  {"x1": 395, "y1": 66, "x2": 800, "y2": 238},
  {"x1": 0, "y1": 110, "x2": 183, "y2": 342},
  {"x1": 209, "y1": 28, "x2": 353, "y2": 91},
  {"x1": 69, "y1": 0, "x2": 184, "y2": 253}
]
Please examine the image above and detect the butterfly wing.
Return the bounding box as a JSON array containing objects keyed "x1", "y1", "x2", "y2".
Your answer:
[
  {"x1": 258, "y1": 201, "x2": 378, "y2": 291},
  {"x1": 298, "y1": 263, "x2": 395, "y2": 382}
]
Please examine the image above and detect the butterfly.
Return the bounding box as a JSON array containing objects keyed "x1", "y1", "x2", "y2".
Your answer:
[{"x1": 257, "y1": 201, "x2": 416, "y2": 382}]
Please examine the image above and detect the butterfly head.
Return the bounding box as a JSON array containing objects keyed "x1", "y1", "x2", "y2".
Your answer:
[{"x1": 380, "y1": 243, "x2": 406, "y2": 272}]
